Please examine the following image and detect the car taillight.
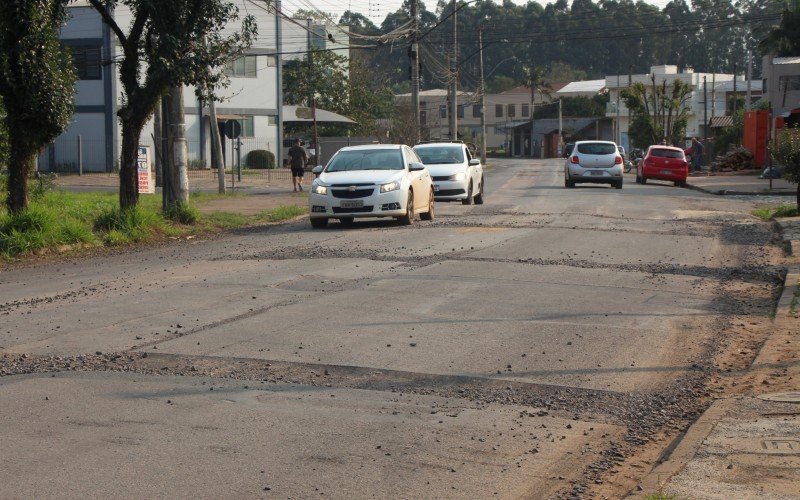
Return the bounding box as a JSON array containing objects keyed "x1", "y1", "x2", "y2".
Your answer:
[
  {"x1": 570, "y1": 156, "x2": 579, "y2": 164},
  {"x1": 614, "y1": 156, "x2": 622, "y2": 164}
]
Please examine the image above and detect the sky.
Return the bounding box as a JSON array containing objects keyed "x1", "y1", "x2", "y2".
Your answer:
[{"x1": 281, "y1": 0, "x2": 677, "y2": 23}]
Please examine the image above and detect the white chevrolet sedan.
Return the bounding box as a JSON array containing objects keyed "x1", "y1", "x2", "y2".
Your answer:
[{"x1": 308, "y1": 145, "x2": 435, "y2": 228}]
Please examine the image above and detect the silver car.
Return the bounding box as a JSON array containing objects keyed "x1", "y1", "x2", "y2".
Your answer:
[{"x1": 564, "y1": 140, "x2": 624, "y2": 189}]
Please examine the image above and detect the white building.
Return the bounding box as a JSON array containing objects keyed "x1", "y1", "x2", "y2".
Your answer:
[
  {"x1": 45, "y1": 0, "x2": 283, "y2": 173},
  {"x1": 604, "y1": 65, "x2": 743, "y2": 150}
]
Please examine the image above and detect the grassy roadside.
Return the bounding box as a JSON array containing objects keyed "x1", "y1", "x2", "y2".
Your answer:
[
  {"x1": 0, "y1": 181, "x2": 305, "y2": 260},
  {"x1": 752, "y1": 203, "x2": 800, "y2": 221}
]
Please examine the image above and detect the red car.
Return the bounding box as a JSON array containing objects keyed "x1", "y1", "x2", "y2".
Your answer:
[{"x1": 635, "y1": 146, "x2": 688, "y2": 187}]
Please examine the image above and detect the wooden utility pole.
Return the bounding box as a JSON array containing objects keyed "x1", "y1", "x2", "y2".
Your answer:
[
  {"x1": 410, "y1": 0, "x2": 420, "y2": 143},
  {"x1": 478, "y1": 28, "x2": 486, "y2": 163},
  {"x1": 448, "y1": 0, "x2": 457, "y2": 140}
]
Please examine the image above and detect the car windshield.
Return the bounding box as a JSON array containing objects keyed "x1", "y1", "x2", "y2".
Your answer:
[
  {"x1": 577, "y1": 143, "x2": 617, "y2": 155},
  {"x1": 414, "y1": 147, "x2": 464, "y2": 165},
  {"x1": 326, "y1": 149, "x2": 404, "y2": 172},
  {"x1": 650, "y1": 148, "x2": 684, "y2": 158}
]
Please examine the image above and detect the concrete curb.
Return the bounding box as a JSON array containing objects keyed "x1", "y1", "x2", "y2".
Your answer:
[
  {"x1": 685, "y1": 182, "x2": 796, "y2": 196},
  {"x1": 628, "y1": 223, "x2": 800, "y2": 497}
]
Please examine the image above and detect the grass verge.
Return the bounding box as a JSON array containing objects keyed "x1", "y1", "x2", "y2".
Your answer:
[
  {"x1": 752, "y1": 203, "x2": 800, "y2": 221},
  {"x1": 0, "y1": 186, "x2": 306, "y2": 260}
]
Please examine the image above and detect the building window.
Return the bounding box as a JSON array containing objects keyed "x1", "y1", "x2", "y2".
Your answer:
[
  {"x1": 507, "y1": 104, "x2": 516, "y2": 118},
  {"x1": 233, "y1": 116, "x2": 254, "y2": 136},
  {"x1": 66, "y1": 44, "x2": 102, "y2": 80},
  {"x1": 521, "y1": 104, "x2": 530, "y2": 117},
  {"x1": 457, "y1": 105, "x2": 464, "y2": 119},
  {"x1": 495, "y1": 104, "x2": 503, "y2": 117},
  {"x1": 439, "y1": 105, "x2": 447, "y2": 119},
  {"x1": 225, "y1": 56, "x2": 257, "y2": 78},
  {"x1": 472, "y1": 104, "x2": 481, "y2": 118},
  {"x1": 420, "y1": 110, "x2": 427, "y2": 125},
  {"x1": 267, "y1": 116, "x2": 277, "y2": 126},
  {"x1": 265, "y1": 55, "x2": 277, "y2": 67},
  {"x1": 780, "y1": 75, "x2": 800, "y2": 91}
]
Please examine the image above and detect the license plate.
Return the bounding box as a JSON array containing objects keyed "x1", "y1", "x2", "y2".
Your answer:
[
  {"x1": 589, "y1": 170, "x2": 603, "y2": 176},
  {"x1": 660, "y1": 169, "x2": 672, "y2": 175},
  {"x1": 433, "y1": 185, "x2": 440, "y2": 192},
  {"x1": 340, "y1": 200, "x2": 364, "y2": 209}
]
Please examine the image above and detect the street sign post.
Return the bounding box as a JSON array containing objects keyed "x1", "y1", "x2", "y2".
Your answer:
[{"x1": 137, "y1": 146, "x2": 155, "y2": 194}]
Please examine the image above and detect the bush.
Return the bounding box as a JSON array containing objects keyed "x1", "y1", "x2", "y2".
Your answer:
[
  {"x1": 163, "y1": 203, "x2": 198, "y2": 224},
  {"x1": 93, "y1": 206, "x2": 162, "y2": 244},
  {"x1": 188, "y1": 158, "x2": 207, "y2": 170},
  {"x1": 770, "y1": 127, "x2": 800, "y2": 210},
  {"x1": 246, "y1": 150, "x2": 276, "y2": 169}
]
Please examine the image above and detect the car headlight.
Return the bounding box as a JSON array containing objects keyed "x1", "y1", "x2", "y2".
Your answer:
[
  {"x1": 380, "y1": 181, "x2": 400, "y2": 193},
  {"x1": 312, "y1": 184, "x2": 327, "y2": 195},
  {"x1": 449, "y1": 172, "x2": 466, "y2": 181}
]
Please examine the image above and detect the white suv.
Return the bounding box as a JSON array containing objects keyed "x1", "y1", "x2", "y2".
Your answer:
[{"x1": 413, "y1": 142, "x2": 484, "y2": 204}]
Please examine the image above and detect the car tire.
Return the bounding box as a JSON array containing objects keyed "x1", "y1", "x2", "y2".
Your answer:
[
  {"x1": 397, "y1": 192, "x2": 414, "y2": 225},
  {"x1": 640, "y1": 176, "x2": 647, "y2": 184},
  {"x1": 675, "y1": 180, "x2": 687, "y2": 187},
  {"x1": 339, "y1": 217, "x2": 354, "y2": 226},
  {"x1": 635, "y1": 171, "x2": 642, "y2": 184},
  {"x1": 473, "y1": 177, "x2": 485, "y2": 204},
  {"x1": 310, "y1": 218, "x2": 328, "y2": 229},
  {"x1": 614, "y1": 179, "x2": 623, "y2": 189},
  {"x1": 566, "y1": 176, "x2": 575, "y2": 188},
  {"x1": 462, "y1": 181, "x2": 474, "y2": 205},
  {"x1": 420, "y1": 190, "x2": 434, "y2": 221}
]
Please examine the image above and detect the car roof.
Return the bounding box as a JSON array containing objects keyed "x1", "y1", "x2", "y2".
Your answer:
[
  {"x1": 414, "y1": 143, "x2": 463, "y2": 148},
  {"x1": 338, "y1": 144, "x2": 404, "y2": 152},
  {"x1": 648, "y1": 145, "x2": 683, "y2": 152}
]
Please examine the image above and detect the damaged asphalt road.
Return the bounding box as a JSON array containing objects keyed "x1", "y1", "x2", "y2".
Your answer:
[{"x1": 0, "y1": 159, "x2": 788, "y2": 498}]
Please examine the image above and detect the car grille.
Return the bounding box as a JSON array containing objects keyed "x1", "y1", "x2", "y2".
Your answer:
[
  {"x1": 332, "y1": 206, "x2": 373, "y2": 213},
  {"x1": 435, "y1": 189, "x2": 465, "y2": 196},
  {"x1": 432, "y1": 176, "x2": 450, "y2": 182},
  {"x1": 332, "y1": 188, "x2": 374, "y2": 199}
]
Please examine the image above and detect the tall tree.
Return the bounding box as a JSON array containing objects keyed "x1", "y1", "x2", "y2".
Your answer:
[
  {"x1": 87, "y1": 0, "x2": 256, "y2": 209},
  {"x1": 622, "y1": 80, "x2": 693, "y2": 147},
  {"x1": 0, "y1": 0, "x2": 75, "y2": 213}
]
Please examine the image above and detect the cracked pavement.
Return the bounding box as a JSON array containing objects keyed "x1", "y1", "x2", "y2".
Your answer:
[{"x1": 0, "y1": 159, "x2": 786, "y2": 498}]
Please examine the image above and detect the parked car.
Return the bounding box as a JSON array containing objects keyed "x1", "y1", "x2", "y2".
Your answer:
[
  {"x1": 308, "y1": 145, "x2": 434, "y2": 228},
  {"x1": 635, "y1": 146, "x2": 688, "y2": 187},
  {"x1": 412, "y1": 142, "x2": 484, "y2": 205},
  {"x1": 564, "y1": 140, "x2": 624, "y2": 189}
]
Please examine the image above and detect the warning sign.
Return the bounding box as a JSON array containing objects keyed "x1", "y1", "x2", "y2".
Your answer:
[{"x1": 137, "y1": 146, "x2": 154, "y2": 194}]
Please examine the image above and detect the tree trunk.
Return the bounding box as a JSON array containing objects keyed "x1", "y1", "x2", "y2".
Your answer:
[
  {"x1": 119, "y1": 124, "x2": 141, "y2": 209},
  {"x1": 153, "y1": 100, "x2": 163, "y2": 188},
  {"x1": 164, "y1": 86, "x2": 189, "y2": 209},
  {"x1": 796, "y1": 183, "x2": 800, "y2": 213},
  {"x1": 208, "y1": 99, "x2": 225, "y2": 194},
  {"x1": 6, "y1": 139, "x2": 36, "y2": 213}
]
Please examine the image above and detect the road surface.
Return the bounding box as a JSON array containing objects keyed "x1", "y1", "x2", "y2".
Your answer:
[{"x1": 0, "y1": 159, "x2": 784, "y2": 498}]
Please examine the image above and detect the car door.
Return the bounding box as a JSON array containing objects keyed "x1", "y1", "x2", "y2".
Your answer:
[{"x1": 466, "y1": 147, "x2": 482, "y2": 186}]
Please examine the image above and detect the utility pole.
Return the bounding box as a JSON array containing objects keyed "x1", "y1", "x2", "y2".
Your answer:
[
  {"x1": 409, "y1": 0, "x2": 420, "y2": 143},
  {"x1": 153, "y1": 99, "x2": 163, "y2": 187},
  {"x1": 616, "y1": 74, "x2": 621, "y2": 145},
  {"x1": 711, "y1": 73, "x2": 716, "y2": 119},
  {"x1": 558, "y1": 98, "x2": 563, "y2": 155},
  {"x1": 703, "y1": 76, "x2": 708, "y2": 143},
  {"x1": 746, "y1": 49, "x2": 753, "y2": 111},
  {"x1": 732, "y1": 61, "x2": 737, "y2": 115},
  {"x1": 627, "y1": 65, "x2": 632, "y2": 150},
  {"x1": 529, "y1": 76, "x2": 535, "y2": 157},
  {"x1": 308, "y1": 19, "x2": 320, "y2": 164},
  {"x1": 164, "y1": 86, "x2": 189, "y2": 209},
  {"x1": 478, "y1": 28, "x2": 486, "y2": 163},
  {"x1": 448, "y1": 0, "x2": 457, "y2": 140}
]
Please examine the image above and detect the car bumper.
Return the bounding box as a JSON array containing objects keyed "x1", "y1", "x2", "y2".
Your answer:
[
  {"x1": 431, "y1": 179, "x2": 469, "y2": 200},
  {"x1": 643, "y1": 168, "x2": 687, "y2": 181},
  {"x1": 308, "y1": 189, "x2": 407, "y2": 218},
  {"x1": 567, "y1": 165, "x2": 623, "y2": 182}
]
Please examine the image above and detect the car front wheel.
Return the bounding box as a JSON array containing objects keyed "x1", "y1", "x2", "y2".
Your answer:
[
  {"x1": 310, "y1": 218, "x2": 328, "y2": 229},
  {"x1": 473, "y1": 177, "x2": 485, "y2": 204},
  {"x1": 420, "y1": 190, "x2": 434, "y2": 220},
  {"x1": 397, "y1": 192, "x2": 414, "y2": 225},
  {"x1": 462, "y1": 181, "x2": 474, "y2": 205}
]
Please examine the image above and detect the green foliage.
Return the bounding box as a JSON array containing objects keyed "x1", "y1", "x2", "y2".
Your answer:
[
  {"x1": 622, "y1": 80, "x2": 692, "y2": 147},
  {"x1": 714, "y1": 109, "x2": 744, "y2": 154},
  {"x1": 163, "y1": 203, "x2": 199, "y2": 224},
  {"x1": 188, "y1": 158, "x2": 207, "y2": 170},
  {"x1": 30, "y1": 172, "x2": 58, "y2": 199},
  {"x1": 535, "y1": 95, "x2": 608, "y2": 119},
  {"x1": 752, "y1": 203, "x2": 800, "y2": 221},
  {"x1": 770, "y1": 126, "x2": 800, "y2": 209},
  {"x1": 0, "y1": 203, "x2": 95, "y2": 257},
  {"x1": 284, "y1": 49, "x2": 349, "y2": 112},
  {"x1": 759, "y1": 5, "x2": 800, "y2": 56},
  {"x1": 0, "y1": 0, "x2": 76, "y2": 213},
  {"x1": 246, "y1": 149, "x2": 276, "y2": 169},
  {"x1": 93, "y1": 205, "x2": 164, "y2": 244},
  {"x1": 255, "y1": 205, "x2": 306, "y2": 223},
  {"x1": 486, "y1": 76, "x2": 517, "y2": 94},
  {"x1": 0, "y1": 102, "x2": 8, "y2": 171}
]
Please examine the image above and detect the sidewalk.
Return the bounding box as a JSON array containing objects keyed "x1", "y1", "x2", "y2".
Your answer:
[
  {"x1": 686, "y1": 172, "x2": 796, "y2": 196},
  {"x1": 632, "y1": 219, "x2": 800, "y2": 498}
]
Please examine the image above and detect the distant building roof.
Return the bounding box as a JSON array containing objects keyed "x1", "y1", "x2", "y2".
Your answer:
[
  {"x1": 556, "y1": 79, "x2": 606, "y2": 97},
  {"x1": 395, "y1": 89, "x2": 471, "y2": 98},
  {"x1": 709, "y1": 115, "x2": 734, "y2": 128},
  {"x1": 774, "y1": 57, "x2": 800, "y2": 65},
  {"x1": 500, "y1": 83, "x2": 567, "y2": 95}
]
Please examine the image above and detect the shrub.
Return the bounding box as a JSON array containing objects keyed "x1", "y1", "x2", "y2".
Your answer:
[
  {"x1": 770, "y1": 127, "x2": 800, "y2": 211},
  {"x1": 188, "y1": 158, "x2": 207, "y2": 170},
  {"x1": 0, "y1": 205, "x2": 55, "y2": 256},
  {"x1": 93, "y1": 206, "x2": 162, "y2": 244},
  {"x1": 163, "y1": 203, "x2": 198, "y2": 224},
  {"x1": 246, "y1": 149, "x2": 276, "y2": 169}
]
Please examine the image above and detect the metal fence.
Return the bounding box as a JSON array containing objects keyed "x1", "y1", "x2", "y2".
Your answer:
[{"x1": 38, "y1": 135, "x2": 108, "y2": 173}]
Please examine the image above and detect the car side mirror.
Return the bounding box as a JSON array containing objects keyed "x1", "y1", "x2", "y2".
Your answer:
[
  {"x1": 409, "y1": 162, "x2": 426, "y2": 172},
  {"x1": 468, "y1": 159, "x2": 480, "y2": 166},
  {"x1": 312, "y1": 165, "x2": 323, "y2": 174}
]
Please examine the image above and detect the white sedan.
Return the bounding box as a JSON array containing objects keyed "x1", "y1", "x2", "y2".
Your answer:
[
  {"x1": 413, "y1": 142, "x2": 484, "y2": 204},
  {"x1": 308, "y1": 145, "x2": 435, "y2": 228}
]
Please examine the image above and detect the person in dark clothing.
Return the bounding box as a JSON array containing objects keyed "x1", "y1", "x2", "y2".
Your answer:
[
  {"x1": 288, "y1": 138, "x2": 307, "y2": 192},
  {"x1": 690, "y1": 137, "x2": 704, "y2": 171}
]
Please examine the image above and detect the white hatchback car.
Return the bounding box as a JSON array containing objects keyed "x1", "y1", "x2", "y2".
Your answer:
[
  {"x1": 564, "y1": 140, "x2": 624, "y2": 189},
  {"x1": 413, "y1": 142, "x2": 484, "y2": 204},
  {"x1": 308, "y1": 145, "x2": 435, "y2": 228}
]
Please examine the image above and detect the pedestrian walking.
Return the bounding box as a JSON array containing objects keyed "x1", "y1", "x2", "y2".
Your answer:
[
  {"x1": 288, "y1": 138, "x2": 307, "y2": 192},
  {"x1": 690, "y1": 137, "x2": 704, "y2": 171}
]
